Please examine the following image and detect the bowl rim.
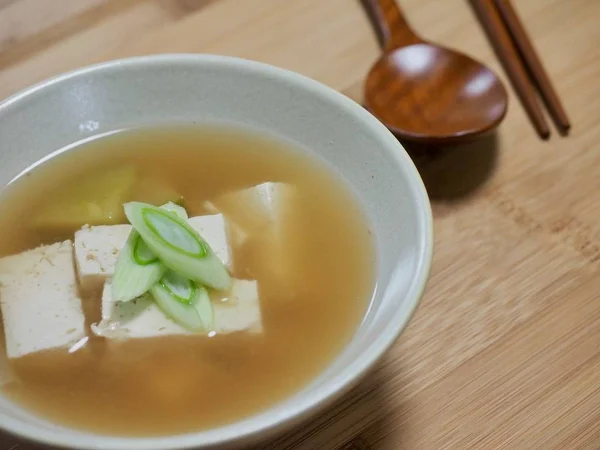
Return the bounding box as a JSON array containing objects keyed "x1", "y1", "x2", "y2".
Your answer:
[{"x1": 0, "y1": 53, "x2": 433, "y2": 450}]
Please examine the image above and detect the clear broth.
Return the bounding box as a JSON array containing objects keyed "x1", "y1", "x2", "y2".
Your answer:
[{"x1": 0, "y1": 125, "x2": 375, "y2": 436}]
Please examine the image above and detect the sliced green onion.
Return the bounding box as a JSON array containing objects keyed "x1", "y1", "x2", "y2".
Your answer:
[
  {"x1": 194, "y1": 285, "x2": 214, "y2": 330},
  {"x1": 132, "y1": 235, "x2": 157, "y2": 265},
  {"x1": 159, "y1": 270, "x2": 196, "y2": 305},
  {"x1": 152, "y1": 271, "x2": 214, "y2": 330},
  {"x1": 112, "y1": 231, "x2": 166, "y2": 302},
  {"x1": 112, "y1": 202, "x2": 191, "y2": 302},
  {"x1": 124, "y1": 202, "x2": 232, "y2": 290},
  {"x1": 160, "y1": 201, "x2": 188, "y2": 220},
  {"x1": 150, "y1": 276, "x2": 213, "y2": 332}
]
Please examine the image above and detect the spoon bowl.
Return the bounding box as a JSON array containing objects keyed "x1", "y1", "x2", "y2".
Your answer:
[{"x1": 362, "y1": 0, "x2": 508, "y2": 144}]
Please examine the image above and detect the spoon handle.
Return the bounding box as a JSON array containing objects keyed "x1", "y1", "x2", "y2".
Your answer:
[{"x1": 361, "y1": 0, "x2": 422, "y2": 50}]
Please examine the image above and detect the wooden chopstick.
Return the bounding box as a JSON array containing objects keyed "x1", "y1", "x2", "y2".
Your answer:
[
  {"x1": 470, "y1": 0, "x2": 550, "y2": 139},
  {"x1": 493, "y1": 0, "x2": 571, "y2": 135}
]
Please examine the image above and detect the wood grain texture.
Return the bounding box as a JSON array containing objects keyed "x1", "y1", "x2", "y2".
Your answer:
[
  {"x1": 470, "y1": 0, "x2": 550, "y2": 139},
  {"x1": 362, "y1": 0, "x2": 508, "y2": 143},
  {"x1": 493, "y1": 0, "x2": 571, "y2": 133},
  {"x1": 0, "y1": 0, "x2": 599, "y2": 449},
  {"x1": 362, "y1": 0, "x2": 422, "y2": 49}
]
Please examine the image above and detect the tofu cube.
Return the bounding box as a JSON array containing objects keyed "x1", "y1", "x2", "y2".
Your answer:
[
  {"x1": 213, "y1": 279, "x2": 263, "y2": 334},
  {"x1": 210, "y1": 182, "x2": 301, "y2": 287},
  {"x1": 74, "y1": 214, "x2": 233, "y2": 291},
  {"x1": 74, "y1": 224, "x2": 131, "y2": 291},
  {"x1": 211, "y1": 182, "x2": 297, "y2": 233},
  {"x1": 203, "y1": 201, "x2": 248, "y2": 249},
  {"x1": 92, "y1": 278, "x2": 263, "y2": 339},
  {"x1": 188, "y1": 214, "x2": 232, "y2": 269},
  {"x1": 0, "y1": 240, "x2": 86, "y2": 359}
]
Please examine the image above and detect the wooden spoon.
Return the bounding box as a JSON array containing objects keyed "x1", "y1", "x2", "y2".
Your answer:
[{"x1": 362, "y1": 0, "x2": 508, "y2": 144}]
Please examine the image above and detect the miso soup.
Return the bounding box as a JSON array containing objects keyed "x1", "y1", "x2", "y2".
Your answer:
[{"x1": 0, "y1": 125, "x2": 375, "y2": 436}]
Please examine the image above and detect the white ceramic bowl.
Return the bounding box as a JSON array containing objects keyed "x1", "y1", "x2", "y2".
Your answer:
[{"x1": 0, "y1": 54, "x2": 433, "y2": 450}]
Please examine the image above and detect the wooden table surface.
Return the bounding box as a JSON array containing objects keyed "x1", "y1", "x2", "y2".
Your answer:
[{"x1": 1, "y1": 0, "x2": 600, "y2": 448}]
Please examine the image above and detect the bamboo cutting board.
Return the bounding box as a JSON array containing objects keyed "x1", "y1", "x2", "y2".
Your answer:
[{"x1": 1, "y1": 0, "x2": 600, "y2": 448}]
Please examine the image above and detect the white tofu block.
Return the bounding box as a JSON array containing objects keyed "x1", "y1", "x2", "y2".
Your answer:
[
  {"x1": 211, "y1": 182, "x2": 297, "y2": 233},
  {"x1": 210, "y1": 182, "x2": 301, "y2": 288},
  {"x1": 188, "y1": 214, "x2": 231, "y2": 268},
  {"x1": 213, "y1": 279, "x2": 263, "y2": 334},
  {"x1": 204, "y1": 201, "x2": 248, "y2": 250},
  {"x1": 74, "y1": 224, "x2": 131, "y2": 291},
  {"x1": 0, "y1": 240, "x2": 86, "y2": 359},
  {"x1": 74, "y1": 214, "x2": 232, "y2": 291},
  {"x1": 92, "y1": 279, "x2": 262, "y2": 339}
]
